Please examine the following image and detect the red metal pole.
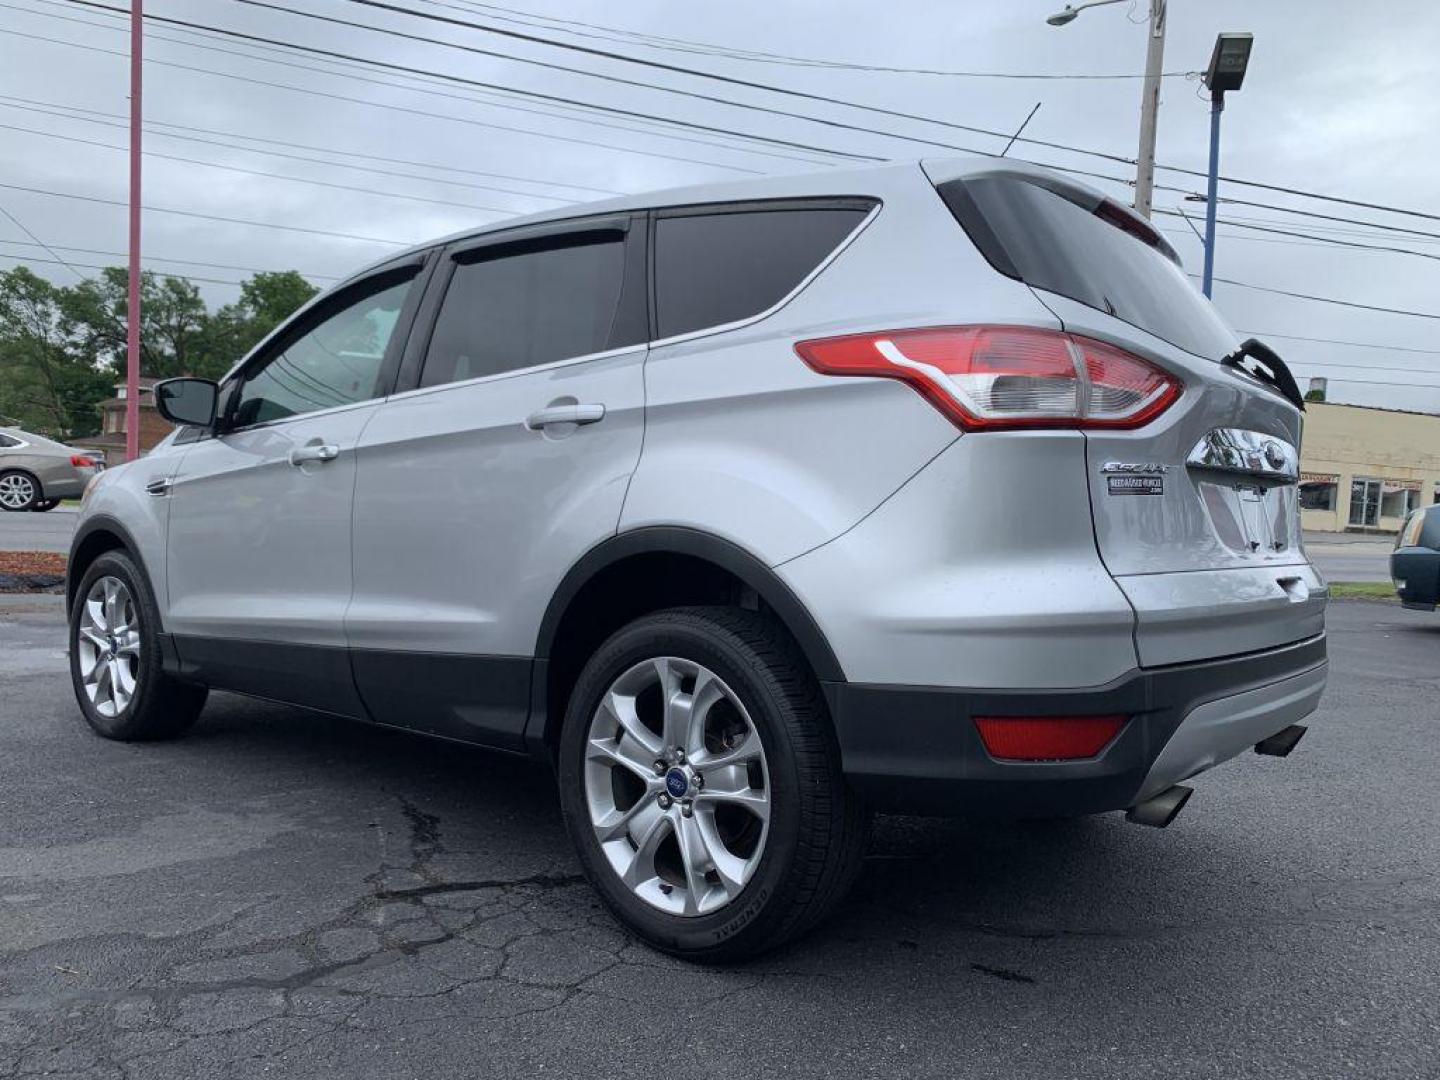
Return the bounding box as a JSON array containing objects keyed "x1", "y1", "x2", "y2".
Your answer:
[{"x1": 125, "y1": 0, "x2": 142, "y2": 462}]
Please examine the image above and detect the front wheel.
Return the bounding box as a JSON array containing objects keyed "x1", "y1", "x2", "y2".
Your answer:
[
  {"x1": 69, "y1": 550, "x2": 208, "y2": 741},
  {"x1": 557, "y1": 607, "x2": 867, "y2": 962}
]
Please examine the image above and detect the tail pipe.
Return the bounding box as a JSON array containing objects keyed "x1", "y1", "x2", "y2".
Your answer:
[
  {"x1": 1255, "y1": 724, "x2": 1307, "y2": 757},
  {"x1": 1125, "y1": 784, "x2": 1193, "y2": 829}
]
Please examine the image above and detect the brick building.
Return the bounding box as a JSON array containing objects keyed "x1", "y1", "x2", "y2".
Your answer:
[{"x1": 72, "y1": 377, "x2": 175, "y2": 466}]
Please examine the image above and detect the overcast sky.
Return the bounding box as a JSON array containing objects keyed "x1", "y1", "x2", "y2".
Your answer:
[{"x1": 2, "y1": 0, "x2": 1438, "y2": 411}]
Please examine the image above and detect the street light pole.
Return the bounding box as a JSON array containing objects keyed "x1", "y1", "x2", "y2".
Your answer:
[
  {"x1": 1133, "y1": 0, "x2": 1167, "y2": 219},
  {"x1": 126, "y1": 0, "x2": 142, "y2": 464},
  {"x1": 1046, "y1": 0, "x2": 1167, "y2": 221},
  {"x1": 1201, "y1": 93, "x2": 1223, "y2": 297},
  {"x1": 1199, "y1": 33, "x2": 1254, "y2": 298}
]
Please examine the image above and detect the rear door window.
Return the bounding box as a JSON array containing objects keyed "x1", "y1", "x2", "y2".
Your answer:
[
  {"x1": 420, "y1": 233, "x2": 634, "y2": 388},
  {"x1": 938, "y1": 174, "x2": 1237, "y2": 361},
  {"x1": 653, "y1": 203, "x2": 872, "y2": 339}
]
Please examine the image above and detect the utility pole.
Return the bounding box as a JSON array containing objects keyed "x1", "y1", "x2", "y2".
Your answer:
[
  {"x1": 126, "y1": 0, "x2": 142, "y2": 463},
  {"x1": 1046, "y1": 0, "x2": 1167, "y2": 220},
  {"x1": 1133, "y1": 0, "x2": 1167, "y2": 220}
]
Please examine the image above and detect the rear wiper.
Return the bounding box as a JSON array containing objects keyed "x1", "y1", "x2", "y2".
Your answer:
[{"x1": 1221, "y1": 338, "x2": 1305, "y2": 412}]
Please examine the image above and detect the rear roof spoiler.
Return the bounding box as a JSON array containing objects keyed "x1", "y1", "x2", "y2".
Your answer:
[{"x1": 1221, "y1": 338, "x2": 1306, "y2": 412}]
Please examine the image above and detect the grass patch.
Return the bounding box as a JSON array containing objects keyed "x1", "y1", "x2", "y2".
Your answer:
[{"x1": 1329, "y1": 581, "x2": 1398, "y2": 601}]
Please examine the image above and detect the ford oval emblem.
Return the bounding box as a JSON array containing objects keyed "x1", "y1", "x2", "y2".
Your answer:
[
  {"x1": 1263, "y1": 441, "x2": 1287, "y2": 471},
  {"x1": 665, "y1": 769, "x2": 689, "y2": 799}
]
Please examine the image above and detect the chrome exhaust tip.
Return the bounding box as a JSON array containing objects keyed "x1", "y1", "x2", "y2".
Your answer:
[
  {"x1": 1254, "y1": 724, "x2": 1307, "y2": 758},
  {"x1": 1125, "y1": 784, "x2": 1193, "y2": 829}
]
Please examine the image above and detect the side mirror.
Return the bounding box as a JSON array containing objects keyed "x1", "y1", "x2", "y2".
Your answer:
[{"x1": 154, "y1": 378, "x2": 219, "y2": 428}]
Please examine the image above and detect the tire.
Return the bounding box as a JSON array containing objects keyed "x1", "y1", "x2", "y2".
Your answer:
[
  {"x1": 32, "y1": 499, "x2": 60, "y2": 513},
  {"x1": 0, "y1": 470, "x2": 39, "y2": 512},
  {"x1": 557, "y1": 607, "x2": 867, "y2": 962},
  {"x1": 68, "y1": 550, "x2": 208, "y2": 741}
]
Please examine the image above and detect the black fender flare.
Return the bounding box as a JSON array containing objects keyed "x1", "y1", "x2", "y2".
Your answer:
[
  {"x1": 66, "y1": 514, "x2": 151, "y2": 616},
  {"x1": 534, "y1": 526, "x2": 845, "y2": 683}
]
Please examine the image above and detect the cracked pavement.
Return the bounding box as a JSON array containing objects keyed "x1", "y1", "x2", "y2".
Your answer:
[{"x1": 1, "y1": 596, "x2": 1438, "y2": 1078}]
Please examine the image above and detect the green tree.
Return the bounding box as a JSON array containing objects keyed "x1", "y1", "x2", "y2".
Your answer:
[
  {"x1": 60, "y1": 268, "x2": 212, "y2": 380},
  {"x1": 202, "y1": 271, "x2": 320, "y2": 375},
  {"x1": 0, "y1": 267, "x2": 110, "y2": 437},
  {"x1": 0, "y1": 264, "x2": 322, "y2": 438}
]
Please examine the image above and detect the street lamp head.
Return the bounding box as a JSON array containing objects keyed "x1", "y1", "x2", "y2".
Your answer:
[
  {"x1": 1203, "y1": 32, "x2": 1254, "y2": 96},
  {"x1": 1046, "y1": 6, "x2": 1079, "y2": 26}
]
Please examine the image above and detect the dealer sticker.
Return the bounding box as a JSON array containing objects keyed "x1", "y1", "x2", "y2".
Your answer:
[{"x1": 1107, "y1": 475, "x2": 1165, "y2": 496}]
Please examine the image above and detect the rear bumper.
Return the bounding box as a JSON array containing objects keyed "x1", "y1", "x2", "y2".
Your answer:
[
  {"x1": 823, "y1": 634, "x2": 1327, "y2": 817},
  {"x1": 1391, "y1": 549, "x2": 1439, "y2": 610}
]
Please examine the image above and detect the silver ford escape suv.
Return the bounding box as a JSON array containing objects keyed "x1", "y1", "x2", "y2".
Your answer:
[{"x1": 66, "y1": 158, "x2": 1327, "y2": 961}]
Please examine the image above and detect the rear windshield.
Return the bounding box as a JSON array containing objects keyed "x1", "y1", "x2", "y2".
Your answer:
[{"x1": 938, "y1": 174, "x2": 1237, "y2": 361}]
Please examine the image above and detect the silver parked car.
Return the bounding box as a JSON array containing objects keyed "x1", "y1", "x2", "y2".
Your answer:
[
  {"x1": 66, "y1": 159, "x2": 1327, "y2": 960},
  {"x1": 0, "y1": 426, "x2": 101, "y2": 512}
]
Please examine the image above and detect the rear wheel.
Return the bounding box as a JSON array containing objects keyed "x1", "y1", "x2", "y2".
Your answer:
[
  {"x1": 0, "y1": 470, "x2": 38, "y2": 512},
  {"x1": 68, "y1": 550, "x2": 208, "y2": 741},
  {"x1": 557, "y1": 607, "x2": 867, "y2": 962}
]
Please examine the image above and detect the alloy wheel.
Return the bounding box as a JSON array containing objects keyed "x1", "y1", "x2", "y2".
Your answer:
[
  {"x1": 0, "y1": 473, "x2": 36, "y2": 510},
  {"x1": 76, "y1": 576, "x2": 142, "y2": 718},
  {"x1": 584, "y1": 656, "x2": 771, "y2": 917}
]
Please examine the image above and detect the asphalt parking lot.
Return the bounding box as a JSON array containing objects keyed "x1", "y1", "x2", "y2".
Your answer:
[{"x1": 1, "y1": 597, "x2": 1437, "y2": 1079}]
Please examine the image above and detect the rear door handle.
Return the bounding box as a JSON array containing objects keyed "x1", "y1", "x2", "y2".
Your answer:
[
  {"x1": 288, "y1": 443, "x2": 339, "y2": 466},
  {"x1": 525, "y1": 403, "x2": 606, "y2": 430}
]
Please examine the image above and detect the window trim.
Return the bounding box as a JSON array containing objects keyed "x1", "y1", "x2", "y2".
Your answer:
[
  {"x1": 218, "y1": 253, "x2": 435, "y2": 435},
  {"x1": 646, "y1": 197, "x2": 882, "y2": 348},
  {"x1": 397, "y1": 211, "x2": 648, "y2": 396},
  {"x1": 0, "y1": 433, "x2": 29, "y2": 450}
]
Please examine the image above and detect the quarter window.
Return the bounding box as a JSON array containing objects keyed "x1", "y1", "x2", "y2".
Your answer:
[
  {"x1": 653, "y1": 206, "x2": 871, "y2": 340},
  {"x1": 0, "y1": 434, "x2": 20, "y2": 448},
  {"x1": 420, "y1": 236, "x2": 630, "y2": 388},
  {"x1": 232, "y1": 276, "x2": 415, "y2": 427}
]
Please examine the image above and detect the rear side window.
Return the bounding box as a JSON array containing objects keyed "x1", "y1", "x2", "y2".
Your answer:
[
  {"x1": 653, "y1": 205, "x2": 871, "y2": 339},
  {"x1": 0, "y1": 434, "x2": 20, "y2": 448},
  {"x1": 939, "y1": 175, "x2": 1236, "y2": 361},
  {"x1": 421, "y1": 236, "x2": 629, "y2": 388}
]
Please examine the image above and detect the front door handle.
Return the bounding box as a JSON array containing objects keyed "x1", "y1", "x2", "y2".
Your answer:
[
  {"x1": 288, "y1": 443, "x2": 339, "y2": 466},
  {"x1": 525, "y1": 403, "x2": 606, "y2": 431},
  {"x1": 144, "y1": 477, "x2": 171, "y2": 497}
]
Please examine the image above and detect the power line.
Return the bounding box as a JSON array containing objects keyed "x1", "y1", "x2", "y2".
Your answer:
[
  {"x1": 320, "y1": 0, "x2": 1440, "y2": 224},
  {"x1": 422, "y1": 0, "x2": 1195, "y2": 79},
  {"x1": 0, "y1": 121, "x2": 531, "y2": 215},
  {"x1": 4, "y1": 23, "x2": 783, "y2": 175},
  {"x1": 1203, "y1": 275, "x2": 1440, "y2": 321},
  {"x1": 0, "y1": 96, "x2": 619, "y2": 201},
  {"x1": 0, "y1": 238, "x2": 341, "y2": 280},
  {"x1": 0, "y1": 200, "x2": 87, "y2": 281},
  {"x1": 1202, "y1": 194, "x2": 1440, "y2": 243},
  {"x1": 0, "y1": 181, "x2": 413, "y2": 246},
  {"x1": 17, "y1": 0, "x2": 839, "y2": 169},
  {"x1": 1156, "y1": 209, "x2": 1440, "y2": 264},
  {"x1": 62, "y1": 0, "x2": 880, "y2": 164},
  {"x1": 0, "y1": 252, "x2": 247, "y2": 288},
  {"x1": 1238, "y1": 331, "x2": 1440, "y2": 358}
]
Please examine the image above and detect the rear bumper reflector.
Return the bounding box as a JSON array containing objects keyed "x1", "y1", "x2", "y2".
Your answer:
[{"x1": 973, "y1": 714, "x2": 1128, "y2": 762}]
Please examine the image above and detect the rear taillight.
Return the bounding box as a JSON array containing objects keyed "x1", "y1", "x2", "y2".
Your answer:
[
  {"x1": 71, "y1": 455, "x2": 96, "y2": 467},
  {"x1": 974, "y1": 715, "x2": 1127, "y2": 762},
  {"x1": 794, "y1": 325, "x2": 1181, "y2": 431}
]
